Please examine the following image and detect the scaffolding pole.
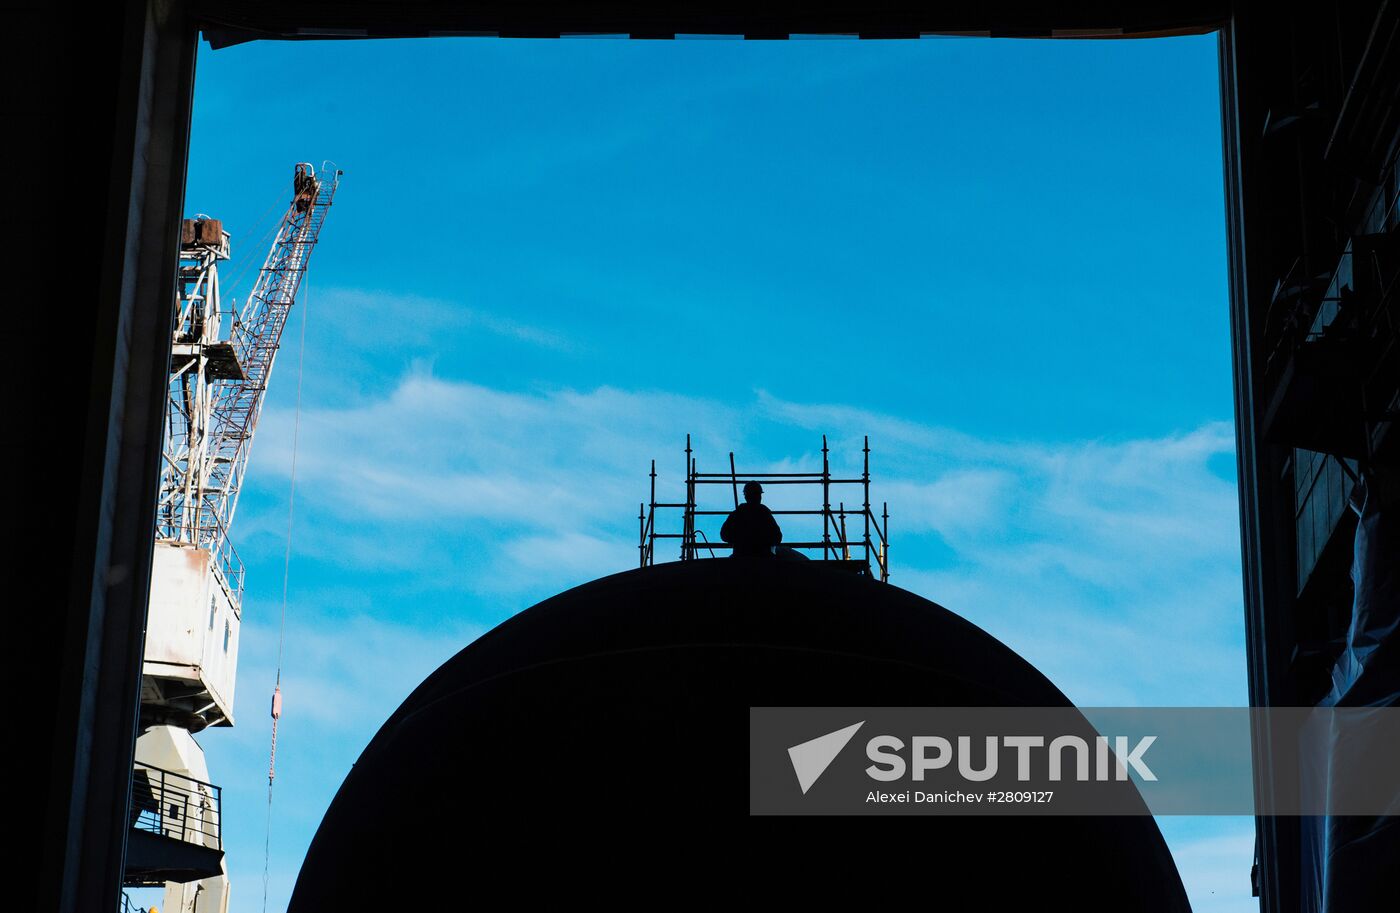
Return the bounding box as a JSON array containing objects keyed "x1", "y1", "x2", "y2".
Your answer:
[{"x1": 639, "y1": 434, "x2": 891, "y2": 581}]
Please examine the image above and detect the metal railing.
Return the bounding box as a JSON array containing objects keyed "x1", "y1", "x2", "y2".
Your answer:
[
  {"x1": 640, "y1": 434, "x2": 890, "y2": 581},
  {"x1": 130, "y1": 762, "x2": 222, "y2": 851}
]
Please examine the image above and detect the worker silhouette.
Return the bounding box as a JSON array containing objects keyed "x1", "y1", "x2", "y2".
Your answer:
[{"x1": 721, "y1": 481, "x2": 783, "y2": 558}]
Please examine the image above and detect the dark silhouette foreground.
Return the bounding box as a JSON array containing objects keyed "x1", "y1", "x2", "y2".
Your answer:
[
  {"x1": 721, "y1": 480, "x2": 782, "y2": 557},
  {"x1": 289, "y1": 560, "x2": 1189, "y2": 910}
]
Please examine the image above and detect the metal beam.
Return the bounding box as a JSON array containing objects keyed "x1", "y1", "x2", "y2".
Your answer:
[{"x1": 39, "y1": 2, "x2": 198, "y2": 910}]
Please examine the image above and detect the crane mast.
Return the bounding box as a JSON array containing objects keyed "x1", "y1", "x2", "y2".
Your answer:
[{"x1": 158, "y1": 162, "x2": 340, "y2": 595}]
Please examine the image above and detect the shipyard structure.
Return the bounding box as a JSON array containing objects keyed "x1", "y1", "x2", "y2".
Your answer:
[
  {"x1": 122, "y1": 164, "x2": 339, "y2": 913},
  {"x1": 32, "y1": 5, "x2": 1400, "y2": 913}
]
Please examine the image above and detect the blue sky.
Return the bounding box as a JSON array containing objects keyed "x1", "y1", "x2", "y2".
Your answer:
[{"x1": 169, "y1": 32, "x2": 1251, "y2": 912}]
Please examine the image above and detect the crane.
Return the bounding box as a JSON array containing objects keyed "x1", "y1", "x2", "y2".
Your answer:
[
  {"x1": 128, "y1": 162, "x2": 341, "y2": 913},
  {"x1": 158, "y1": 161, "x2": 340, "y2": 591}
]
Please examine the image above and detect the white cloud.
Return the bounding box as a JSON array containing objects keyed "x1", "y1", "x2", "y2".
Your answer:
[
  {"x1": 313, "y1": 286, "x2": 578, "y2": 352},
  {"x1": 501, "y1": 531, "x2": 638, "y2": 590},
  {"x1": 881, "y1": 469, "x2": 1014, "y2": 537},
  {"x1": 248, "y1": 372, "x2": 1246, "y2": 705}
]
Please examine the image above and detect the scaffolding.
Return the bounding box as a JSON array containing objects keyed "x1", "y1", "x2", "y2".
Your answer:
[{"x1": 639, "y1": 434, "x2": 889, "y2": 581}]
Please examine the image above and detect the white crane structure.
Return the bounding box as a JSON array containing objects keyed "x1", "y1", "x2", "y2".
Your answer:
[
  {"x1": 144, "y1": 162, "x2": 339, "y2": 730},
  {"x1": 158, "y1": 162, "x2": 338, "y2": 617},
  {"x1": 127, "y1": 163, "x2": 341, "y2": 913}
]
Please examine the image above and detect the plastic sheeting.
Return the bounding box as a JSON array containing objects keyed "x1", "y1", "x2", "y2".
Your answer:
[{"x1": 1302, "y1": 476, "x2": 1400, "y2": 912}]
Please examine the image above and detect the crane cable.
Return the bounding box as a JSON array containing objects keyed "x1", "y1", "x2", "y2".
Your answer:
[
  {"x1": 263, "y1": 276, "x2": 309, "y2": 913},
  {"x1": 226, "y1": 201, "x2": 291, "y2": 305}
]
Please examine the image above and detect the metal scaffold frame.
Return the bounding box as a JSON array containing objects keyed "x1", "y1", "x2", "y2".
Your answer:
[{"x1": 639, "y1": 434, "x2": 890, "y2": 581}]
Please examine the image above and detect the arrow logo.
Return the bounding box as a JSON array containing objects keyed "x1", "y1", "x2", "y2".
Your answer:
[{"x1": 787, "y1": 721, "x2": 865, "y2": 794}]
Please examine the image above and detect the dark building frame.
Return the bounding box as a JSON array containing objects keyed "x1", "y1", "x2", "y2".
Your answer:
[{"x1": 24, "y1": 3, "x2": 1398, "y2": 911}]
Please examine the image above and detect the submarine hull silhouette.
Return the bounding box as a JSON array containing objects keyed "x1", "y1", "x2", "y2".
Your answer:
[{"x1": 289, "y1": 560, "x2": 1189, "y2": 909}]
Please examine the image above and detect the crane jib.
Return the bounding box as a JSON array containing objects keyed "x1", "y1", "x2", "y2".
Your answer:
[{"x1": 157, "y1": 163, "x2": 341, "y2": 610}]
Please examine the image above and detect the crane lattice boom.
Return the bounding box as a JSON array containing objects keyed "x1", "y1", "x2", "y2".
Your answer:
[{"x1": 157, "y1": 162, "x2": 340, "y2": 602}]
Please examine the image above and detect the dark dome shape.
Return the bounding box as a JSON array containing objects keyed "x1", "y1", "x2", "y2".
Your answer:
[{"x1": 289, "y1": 560, "x2": 1189, "y2": 909}]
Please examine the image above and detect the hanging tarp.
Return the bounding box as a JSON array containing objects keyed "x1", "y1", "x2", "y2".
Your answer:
[{"x1": 1303, "y1": 476, "x2": 1400, "y2": 912}]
